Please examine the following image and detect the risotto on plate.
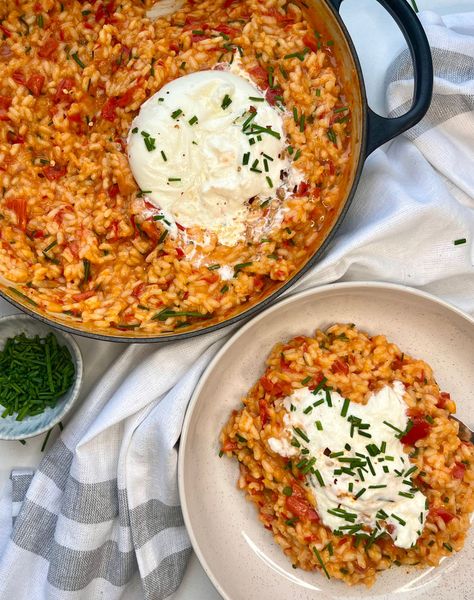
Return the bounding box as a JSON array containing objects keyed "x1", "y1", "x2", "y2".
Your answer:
[{"x1": 220, "y1": 323, "x2": 474, "y2": 585}]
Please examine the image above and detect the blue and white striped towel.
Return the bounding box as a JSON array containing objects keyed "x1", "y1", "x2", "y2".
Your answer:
[{"x1": 0, "y1": 9, "x2": 473, "y2": 600}]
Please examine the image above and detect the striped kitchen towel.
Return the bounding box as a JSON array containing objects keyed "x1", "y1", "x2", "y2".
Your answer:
[{"x1": 1, "y1": 9, "x2": 473, "y2": 600}]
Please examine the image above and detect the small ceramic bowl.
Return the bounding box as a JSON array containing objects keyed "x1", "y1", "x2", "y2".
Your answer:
[{"x1": 0, "y1": 314, "x2": 83, "y2": 440}]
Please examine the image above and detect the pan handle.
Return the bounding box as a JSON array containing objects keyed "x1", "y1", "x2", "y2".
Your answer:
[{"x1": 327, "y1": 0, "x2": 433, "y2": 156}]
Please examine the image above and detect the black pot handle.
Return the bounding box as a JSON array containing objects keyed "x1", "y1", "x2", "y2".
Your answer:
[{"x1": 327, "y1": 0, "x2": 433, "y2": 156}]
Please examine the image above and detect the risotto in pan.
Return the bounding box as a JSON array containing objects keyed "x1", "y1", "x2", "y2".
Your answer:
[{"x1": 0, "y1": 0, "x2": 352, "y2": 333}]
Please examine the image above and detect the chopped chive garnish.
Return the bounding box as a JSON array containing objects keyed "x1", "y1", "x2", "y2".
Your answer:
[
  {"x1": 266, "y1": 176, "x2": 273, "y2": 188},
  {"x1": 236, "y1": 433, "x2": 247, "y2": 443},
  {"x1": 334, "y1": 107, "x2": 348, "y2": 113},
  {"x1": 354, "y1": 487, "x2": 366, "y2": 499},
  {"x1": 287, "y1": 145, "x2": 294, "y2": 155},
  {"x1": 399, "y1": 491, "x2": 415, "y2": 499},
  {"x1": 315, "y1": 420, "x2": 323, "y2": 431},
  {"x1": 303, "y1": 406, "x2": 312, "y2": 415},
  {"x1": 384, "y1": 456, "x2": 395, "y2": 461},
  {"x1": 290, "y1": 437, "x2": 301, "y2": 448},
  {"x1": 220, "y1": 284, "x2": 229, "y2": 293},
  {"x1": 340, "y1": 397, "x2": 350, "y2": 417},
  {"x1": 299, "y1": 114, "x2": 305, "y2": 132},
  {"x1": 391, "y1": 513, "x2": 407, "y2": 526},
  {"x1": 425, "y1": 415, "x2": 434, "y2": 424},
  {"x1": 293, "y1": 149, "x2": 302, "y2": 160},
  {"x1": 188, "y1": 115, "x2": 198, "y2": 125},
  {"x1": 293, "y1": 427, "x2": 310, "y2": 443},
  {"x1": 313, "y1": 398, "x2": 324, "y2": 408},
  {"x1": 382, "y1": 465, "x2": 389, "y2": 473},
  {"x1": 168, "y1": 177, "x2": 181, "y2": 182},
  {"x1": 368, "y1": 484, "x2": 387, "y2": 489},
  {"x1": 313, "y1": 547, "x2": 330, "y2": 579},
  {"x1": 443, "y1": 543, "x2": 453, "y2": 552},
  {"x1": 383, "y1": 421, "x2": 403, "y2": 435},
  {"x1": 454, "y1": 238, "x2": 466, "y2": 245},
  {"x1": 143, "y1": 136, "x2": 156, "y2": 151},
  {"x1": 248, "y1": 96, "x2": 264, "y2": 102},
  {"x1": 171, "y1": 109, "x2": 183, "y2": 119},
  {"x1": 327, "y1": 128, "x2": 337, "y2": 144},
  {"x1": 132, "y1": 127, "x2": 138, "y2": 133},
  {"x1": 279, "y1": 65, "x2": 289, "y2": 80},
  {"x1": 160, "y1": 150, "x2": 167, "y2": 162},
  {"x1": 314, "y1": 469, "x2": 325, "y2": 486},
  {"x1": 71, "y1": 52, "x2": 85, "y2": 69},
  {"x1": 242, "y1": 152, "x2": 250, "y2": 166},
  {"x1": 285, "y1": 517, "x2": 298, "y2": 526},
  {"x1": 207, "y1": 264, "x2": 220, "y2": 270},
  {"x1": 405, "y1": 465, "x2": 417, "y2": 477},
  {"x1": 158, "y1": 229, "x2": 168, "y2": 244},
  {"x1": 381, "y1": 441, "x2": 387, "y2": 453},
  {"x1": 284, "y1": 48, "x2": 309, "y2": 61},
  {"x1": 301, "y1": 376, "x2": 311, "y2": 385},
  {"x1": 325, "y1": 389, "x2": 332, "y2": 407},
  {"x1": 311, "y1": 377, "x2": 327, "y2": 395},
  {"x1": 293, "y1": 107, "x2": 298, "y2": 123},
  {"x1": 233, "y1": 261, "x2": 253, "y2": 275},
  {"x1": 221, "y1": 94, "x2": 232, "y2": 109},
  {"x1": 218, "y1": 449, "x2": 224, "y2": 457}
]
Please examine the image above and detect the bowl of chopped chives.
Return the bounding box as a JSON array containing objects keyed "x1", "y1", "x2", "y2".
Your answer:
[{"x1": 0, "y1": 314, "x2": 83, "y2": 440}]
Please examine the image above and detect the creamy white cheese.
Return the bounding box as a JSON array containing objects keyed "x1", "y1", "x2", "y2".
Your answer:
[
  {"x1": 127, "y1": 70, "x2": 293, "y2": 246},
  {"x1": 268, "y1": 383, "x2": 428, "y2": 549}
]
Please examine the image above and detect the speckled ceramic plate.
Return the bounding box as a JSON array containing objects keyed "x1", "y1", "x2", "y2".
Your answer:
[{"x1": 179, "y1": 282, "x2": 474, "y2": 600}]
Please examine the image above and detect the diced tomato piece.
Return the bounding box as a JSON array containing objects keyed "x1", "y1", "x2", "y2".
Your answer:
[
  {"x1": 38, "y1": 37, "x2": 59, "y2": 59},
  {"x1": 265, "y1": 86, "x2": 283, "y2": 106},
  {"x1": 95, "y1": 1, "x2": 116, "y2": 24},
  {"x1": 67, "y1": 112, "x2": 82, "y2": 123},
  {"x1": 12, "y1": 70, "x2": 26, "y2": 85},
  {"x1": 223, "y1": 0, "x2": 237, "y2": 8},
  {"x1": 303, "y1": 33, "x2": 319, "y2": 53},
  {"x1": 203, "y1": 273, "x2": 219, "y2": 284},
  {"x1": 331, "y1": 358, "x2": 349, "y2": 375},
  {"x1": 214, "y1": 24, "x2": 239, "y2": 36},
  {"x1": 116, "y1": 85, "x2": 139, "y2": 108},
  {"x1": 266, "y1": 8, "x2": 295, "y2": 25},
  {"x1": 248, "y1": 65, "x2": 269, "y2": 88},
  {"x1": 6, "y1": 130, "x2": 24, "y2": 144},
  {"x1": 436, "y1": 392, "x2": 450, "y2": 409},
  {"x1": 296, "y1": 181, "x2": 309, "y2": 196},
  {"x1": 391, "y1": 358, "x2": 404, "y2": 370},
  {"x1": 6, "y1": 198, "x2": 27, "y2": 231},
  {"x1": 451, "y1": 462, "x2": 466, "y2": 480},
  {"x1": 32, "y1": 230, "x2": 45, "y2": 239},
  {"x1": 27, "y1": 73, "x2": 45, "y2": 97},
  {"x1": 176, "y1": 247, "x2": 185, "y2": 259},
  {"x1": 72, "y1": 290, "x2": 96, "y2": 302},
  {"x1": 259, "y1": 398, "x2": 269, "y2": 427},
  {"x1": 169, "y1": 41, "x2": 179, "y2": 53},
  {"x1": 132, "y1": 283, "x2": 146, "y2": 298},
  {"x1": 286, "y1": 496, "x2": 319, "y2": 522},
  {"x1": 0, "y1": 95, "x2": 11, "y2": 121},
  {"x1": 260, "y1": 376, "x2": 274, "y2": 394},
  {"x1": 280, "y1": 356, "x2": 291, "y2": 372},
  {"x1": 176, "y1": 222, "x2": 185, "y2": 231},
  {"x1": 108, "y1": 183, "x2": 120, "y2": 200},
  {"x1": 44, "y1": 164, "x2": 67, "y2": 180},
  {"x1": 400, "y1": 416, "x2": 431, "y2": 445},
  {"x1": 54, "y1": 78, "x2": 75, "y2": 104},
  {"x1": 430, "y1": 507, "x2": 455, "y2": 524},
  {"x1": 0, "y1": 25, "x2": 11, "y2": 38},
  {"x1": 101, "y1": 97, "x2": 118, "y2": 121},
  {"x1": 222, "y1": 439, "x2": 237, "y2": 452}
]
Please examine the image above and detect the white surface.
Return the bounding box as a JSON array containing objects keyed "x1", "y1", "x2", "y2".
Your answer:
[
  {"x1": 179, "y1": 283, "x2": 474, "y2": 600},
  {"x1": 1, "y1": 1, "x2": 473, "y2": 598}
]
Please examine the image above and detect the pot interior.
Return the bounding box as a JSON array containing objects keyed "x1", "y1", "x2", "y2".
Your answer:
[{"x1": 0, "y1": 0, "x2": 366, "y2": 342}]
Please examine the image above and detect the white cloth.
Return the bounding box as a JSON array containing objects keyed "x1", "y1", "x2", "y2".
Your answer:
[{"x1": 0, "y1": 10, "x2": 473, "y2": 600}]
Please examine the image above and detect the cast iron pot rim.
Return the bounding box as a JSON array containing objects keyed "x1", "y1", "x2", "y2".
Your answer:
[{"x1": 0, "y1": 1, "x2": 368, "y2": 344}]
